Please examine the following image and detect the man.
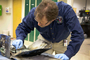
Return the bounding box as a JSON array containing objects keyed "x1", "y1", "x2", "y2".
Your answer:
[{"x1": 12, "y1": 0, "x2": 84, "y2": 60}]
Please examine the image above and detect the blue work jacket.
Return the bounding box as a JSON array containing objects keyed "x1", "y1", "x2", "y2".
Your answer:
[{"x1": 16, "y1": 1, "x2": 84, "y2": 59}]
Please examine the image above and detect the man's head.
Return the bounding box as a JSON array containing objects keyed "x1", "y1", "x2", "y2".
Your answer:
[{"x1": 34, "y1": 0, "x2": 58, "y2": 27}]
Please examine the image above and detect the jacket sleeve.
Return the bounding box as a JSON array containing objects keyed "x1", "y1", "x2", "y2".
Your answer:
[
  {"x1": 62, "y1": 4, "x2": 84, "y2": 59},
  {"x1": 16, "y1": 8, "x2": 35, "y2": 42}
]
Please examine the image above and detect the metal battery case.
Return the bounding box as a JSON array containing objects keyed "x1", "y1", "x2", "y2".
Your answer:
[{"x1": 0, "y1": 34, "x2": 11, "y2": 58}]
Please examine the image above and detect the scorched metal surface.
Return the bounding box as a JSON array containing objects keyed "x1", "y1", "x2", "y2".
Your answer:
[
  {"x1": 11, "y1": 55, "x2": 61, "y2": 60},
  {"x1": 15, "y1": 48, "x2": 51, "y2": 57}
]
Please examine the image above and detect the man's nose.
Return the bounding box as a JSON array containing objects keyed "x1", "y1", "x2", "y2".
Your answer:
[{"x1": 38, "y1": 23, "x2": 41, "y2": 26}]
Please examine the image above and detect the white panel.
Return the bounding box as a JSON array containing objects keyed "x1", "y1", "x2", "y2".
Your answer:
[
  {"x1": 22, "y1": 0, "x2": 25, "y2": 22},
  {"x1": 67, "y1": 0, "x2": 73, "y2": 6}
]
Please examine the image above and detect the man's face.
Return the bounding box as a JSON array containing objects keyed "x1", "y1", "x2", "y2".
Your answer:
[{"x1": 35, "y1": 16, "x2": 54, "y2": 28}]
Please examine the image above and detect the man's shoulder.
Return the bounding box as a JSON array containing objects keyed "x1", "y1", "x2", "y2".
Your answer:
[
  {"x1": 28, "y1": 7, "x2": 36, "y2": 17},
  {"x1": 30, "y1": 7, "x2": 36, "y2": 12},
  {"x1": 56, "y1": 1, "x2": 71, "y2": 8},
  {"x1": 56, "y1": 1, "x2": 72, "y2": 14}
]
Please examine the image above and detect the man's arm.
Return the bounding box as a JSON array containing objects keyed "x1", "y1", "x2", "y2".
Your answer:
[
  {"x1": 12, "y1": 8, "x2": 36, "y2": 49},
  {"x1": 63, "y1": 4, "x2": 84, "y2": 59},
  {"x1": 16, "y1": 8, "x2": 35, "y2": 42}
]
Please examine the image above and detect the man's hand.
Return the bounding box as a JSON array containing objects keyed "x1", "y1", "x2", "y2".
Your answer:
[
  {"x1": 12, "y1": 39, "x2": 23, "y2": 49},
  {"x1": 54, "y1": 54, "x2": 69, "y2": 60}
]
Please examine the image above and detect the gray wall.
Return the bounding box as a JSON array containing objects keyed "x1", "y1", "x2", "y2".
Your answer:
[{"x1": 73, "y1": 0, "x2": 90, "y2": 15}]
